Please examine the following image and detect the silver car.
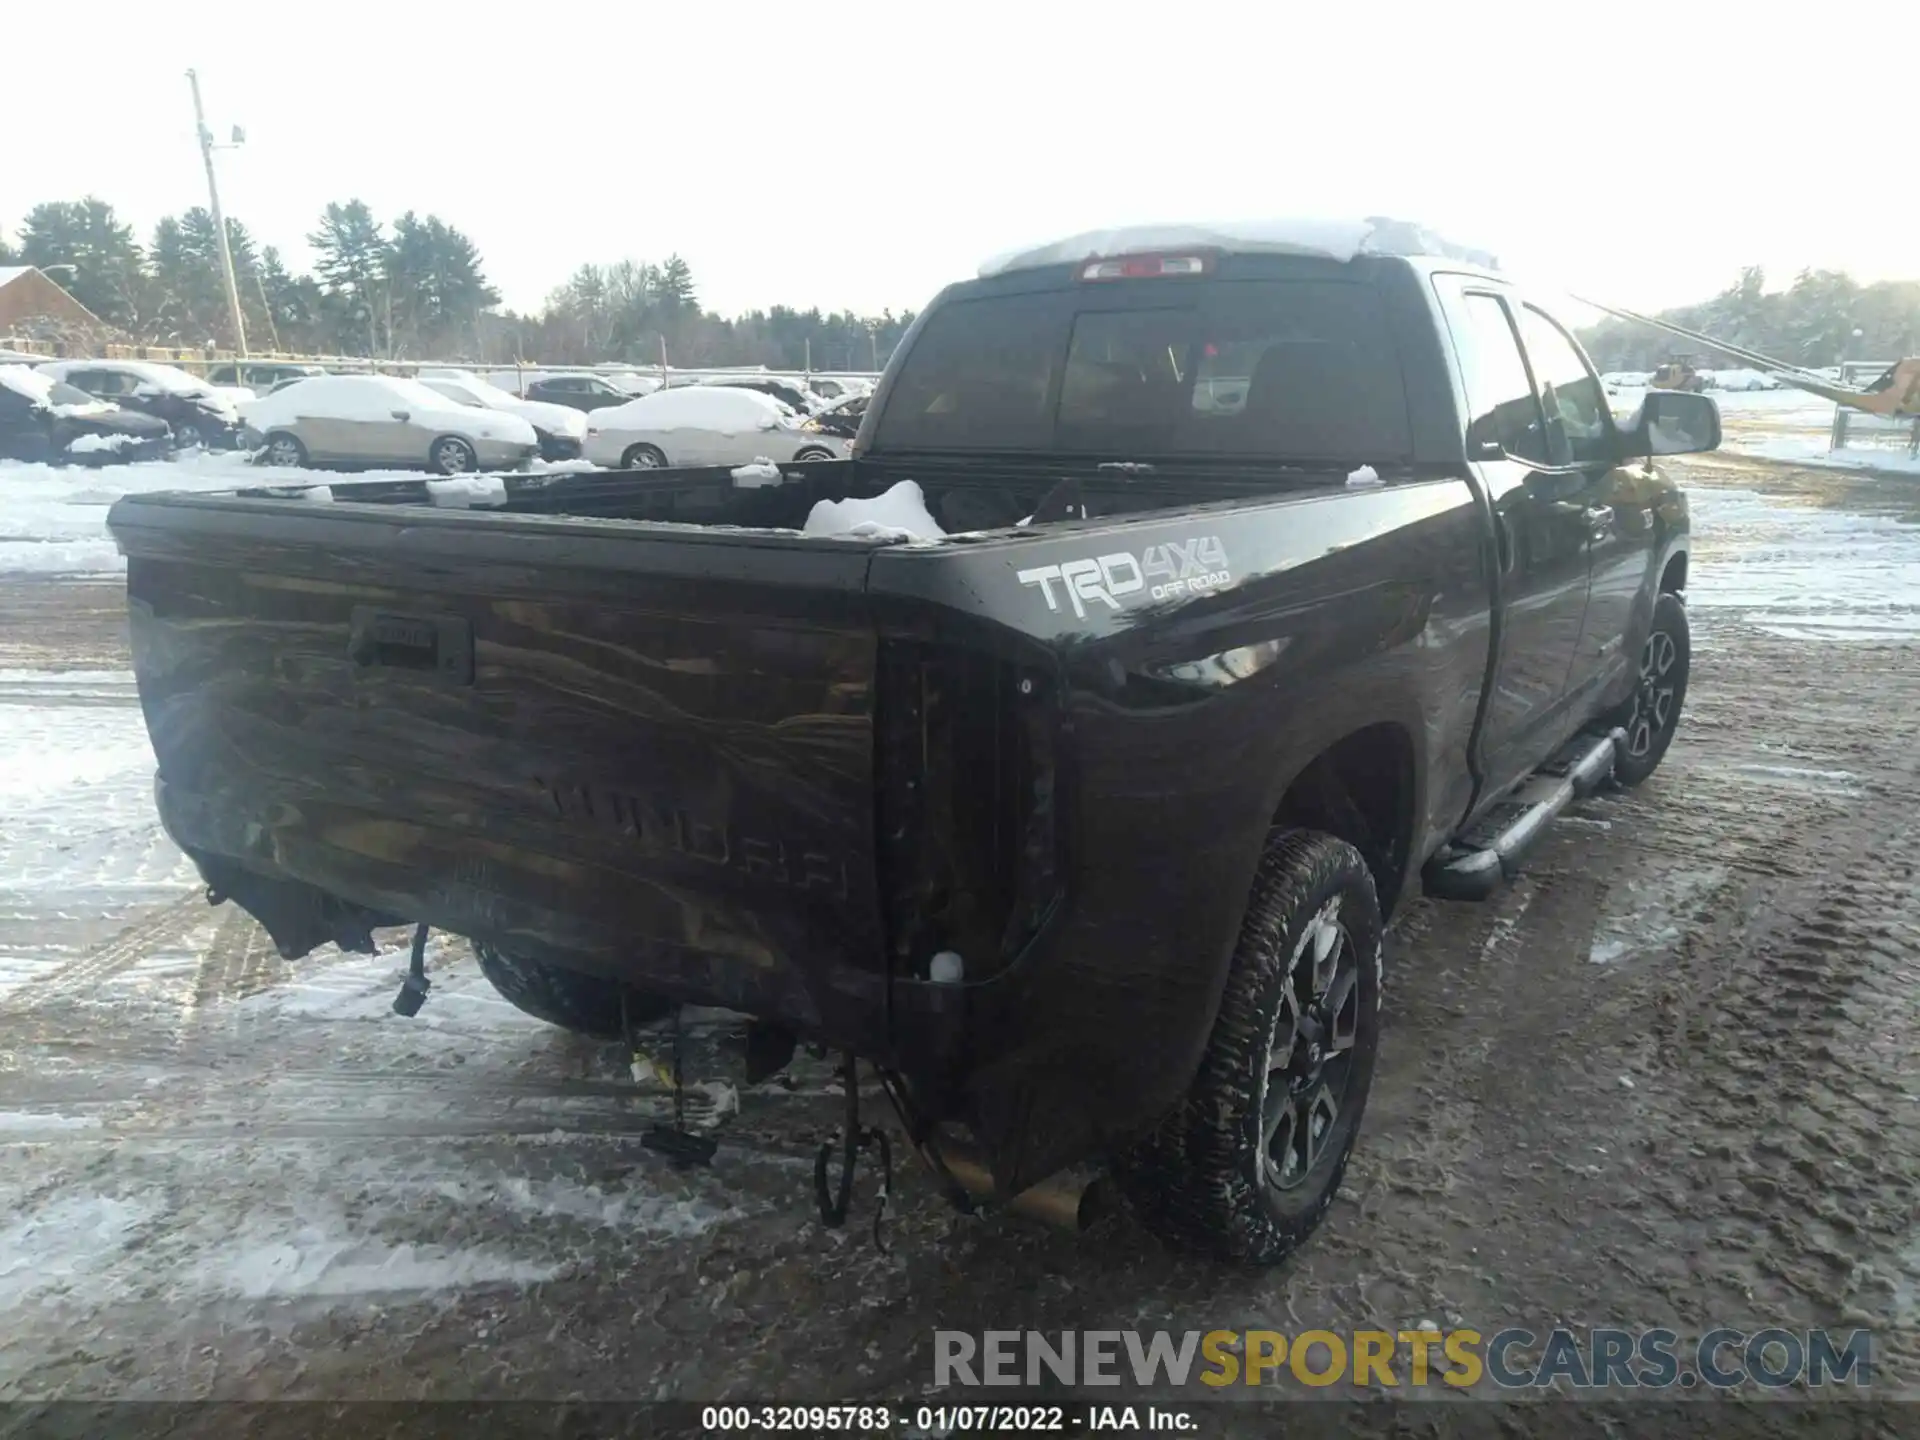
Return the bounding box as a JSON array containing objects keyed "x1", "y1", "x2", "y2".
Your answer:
[{"x1": 240, "y1": 375, "x2": 539, "y2": 473}]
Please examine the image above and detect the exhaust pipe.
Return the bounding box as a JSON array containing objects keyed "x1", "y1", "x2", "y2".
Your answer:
[{"x1": 930, "y1": 1135, "x2": 1111, "y2": 1232}]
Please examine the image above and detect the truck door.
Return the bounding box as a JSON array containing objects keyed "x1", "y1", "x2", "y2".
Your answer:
[
  {"x1": 1511, "y1": 303, "x2": 1647, "y2": 710},
  {"x1": 1433, "y1": 279, "x2": 1594, "y2": 799}
]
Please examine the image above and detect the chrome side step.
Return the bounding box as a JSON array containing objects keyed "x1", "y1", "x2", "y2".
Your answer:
[{"x1": 1422, "y1": 727, "x2": 1626, "y2": 901}]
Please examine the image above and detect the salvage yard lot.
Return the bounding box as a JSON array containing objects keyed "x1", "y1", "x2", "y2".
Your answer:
[{"x1": 0, "y1": 450, "x2": 1916, "y2": 1421}]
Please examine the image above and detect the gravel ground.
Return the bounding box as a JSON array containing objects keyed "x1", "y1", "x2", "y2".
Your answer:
[{"x1": 0, "y1": 453, "x2": 1916, "y2": 1427}]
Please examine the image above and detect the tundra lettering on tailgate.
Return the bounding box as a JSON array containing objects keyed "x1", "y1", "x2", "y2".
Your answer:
[
  {"x1": 1018, "y1": 536, "x2": 1231, "y2": 619},
  {"x1": 533, "y1": 776, "x2": 850, "y2": 897}
]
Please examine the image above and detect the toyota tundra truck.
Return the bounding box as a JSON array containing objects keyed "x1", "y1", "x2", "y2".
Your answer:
[{"x1": 105, "y1": 220, "x2": 1720, "y2": 1263}]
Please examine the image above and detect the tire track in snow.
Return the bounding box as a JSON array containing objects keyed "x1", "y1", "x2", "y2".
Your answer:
[{"x1": 3, "y1": 893, "x2": 212, "y2": 1013}]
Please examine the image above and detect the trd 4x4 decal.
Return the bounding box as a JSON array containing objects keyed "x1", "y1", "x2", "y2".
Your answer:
[{"x1": 1017, "y1": 536, "x2": 1231, "y2": 619}]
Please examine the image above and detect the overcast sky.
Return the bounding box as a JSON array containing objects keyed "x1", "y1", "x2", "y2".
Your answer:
[{"x1": 4, "y1": 4, "x2": 1900, "y2": 322}]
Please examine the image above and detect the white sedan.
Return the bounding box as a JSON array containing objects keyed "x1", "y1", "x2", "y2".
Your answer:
[
  {"x1": 239, "y1": 375, "x2": 539, "y2": 474},
  {"x1": 417, "y1": 370, "x2": 590, "y2": 461},
  {"x1": 582, "y1": 385, "x2": 846, "y2": 470}
]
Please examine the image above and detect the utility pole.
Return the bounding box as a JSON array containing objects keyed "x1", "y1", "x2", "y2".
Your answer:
[{"x1": 187, "y1": 68, "x2": 249, "y2": 359}]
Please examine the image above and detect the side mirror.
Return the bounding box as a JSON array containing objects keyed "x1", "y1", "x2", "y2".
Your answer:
[
  {"x1": 391, "y1": 410, "x2": 411, "y2": 422},
  {"x1": 1620, "y1": 390, "x2": 1720, "y2": 458}
]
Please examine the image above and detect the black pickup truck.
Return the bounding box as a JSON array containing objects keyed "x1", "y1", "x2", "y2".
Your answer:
[{"x1": 107, "y1": 224, "x2": 1719, "y2": 1263}]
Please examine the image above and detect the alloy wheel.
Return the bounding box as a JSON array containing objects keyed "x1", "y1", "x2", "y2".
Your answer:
[
  {"x1": 1627, "y1": 628, "x2": 1680, "y2": 759},
  {"x1": 1261, "y1": 896, "x2": 1361, "y2": 1191}
]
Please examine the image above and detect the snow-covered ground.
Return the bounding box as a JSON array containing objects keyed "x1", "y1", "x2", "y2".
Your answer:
[{"x1": 1688, "y1": 486, "x2": 1920, "y2": 642}]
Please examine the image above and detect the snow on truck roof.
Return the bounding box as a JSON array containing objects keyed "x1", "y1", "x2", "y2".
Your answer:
[{"x1": 978, "y1": 216, "x2": 1498, "y2": 278}]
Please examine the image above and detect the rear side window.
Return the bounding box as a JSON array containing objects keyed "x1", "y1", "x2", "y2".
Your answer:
[
  {"x1": 875, "y1": 279, "x2": 1410, "y2": 461},
  {"x1": 1444, "y1": 291, "x2": 1549, "y2": 466},
  {"x1": 875, "y1": 293, "x2": 1066, "y2": 450},
  {"x1": 1177, "y1": 281, "x2": 1410, "y2": 459}
]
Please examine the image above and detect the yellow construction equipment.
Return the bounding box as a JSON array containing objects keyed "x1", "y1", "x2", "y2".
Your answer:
[{"x1": 1786, "y1": 358, "x2": 1920, "y2": 418}]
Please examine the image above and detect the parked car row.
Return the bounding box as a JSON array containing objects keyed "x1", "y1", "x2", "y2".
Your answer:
[
  {"x1": 234, "y1": 372, "x2": 850, "y2": 474},
  {"x1": 0, "y1": 352, "x2": 868, "y2": 473},
  {"x1": 0, "y1": 365, "x2": 174, "y2": 463}
]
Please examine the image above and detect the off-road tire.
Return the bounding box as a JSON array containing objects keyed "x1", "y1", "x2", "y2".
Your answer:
[
  {"x1": 1606, "y1": 590, "x2": 1690, "y2": 787},
  {"x1": 474, "y1": 942, "x2": 673, "y2": 1039},
  {"x1": 1112, "y1": 829, "x2": 1383, "y2": 1264}
]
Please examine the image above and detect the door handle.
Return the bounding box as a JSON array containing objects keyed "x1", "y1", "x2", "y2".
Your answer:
[{"x1": 1583, "y1": 504, "x2": 1614, "y2": 540}]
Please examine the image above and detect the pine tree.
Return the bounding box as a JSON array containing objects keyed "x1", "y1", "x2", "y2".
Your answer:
[
  {"x1": 308, "y1": 200, "x2": 392, "y2": 355},
  {"x1": 17, "y1": 197, "x2": 146, "y2": 330},
  {"x1": 658, "y1": 254, "x2": 696, "y2": 310}
]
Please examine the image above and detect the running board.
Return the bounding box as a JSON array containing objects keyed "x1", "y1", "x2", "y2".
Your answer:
[{"x1": 1422, "y1": 727, "x2": 1626, "y2": 901}]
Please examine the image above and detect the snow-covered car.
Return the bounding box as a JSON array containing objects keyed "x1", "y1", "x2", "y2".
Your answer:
[
  {"x1": 0, "y1": 365, "x2": 172, "y2": 464},
  {"x1": 580, "y1": 385, "x2": 847, "y2": 469},
  {"x1": 417, "y1": 371, "x2": 590, "y2": 462},
  {"x1": 239, "y1": 375, "x2": 539, "y2": 474},
  {"x1": 36, "y1": 360, "x2": 243, "y2": 449}
]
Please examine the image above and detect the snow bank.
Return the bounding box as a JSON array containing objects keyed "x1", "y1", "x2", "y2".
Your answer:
[
  {"x1": 66, "y1": 433, "x2": 142, "y2": 455},
  {"x1": 1708, "y1": 368, "x2": 1782, "y2": 392},
  {"x1": 212, "y1": 1233, "x2": 561, "y2": 1300},
  {"x1": 425, "y1": 474, "x2": 508, "y2": 508},
  {"x1": 0, "y1": 451, "x2": 434, "y2": 576},
  {"x1": 803, "y1": 480, "x2": 946, "y2": 542},
  {"x1": 730, "y1": 459, "x2": 783, "y2": 487},
  {"x1": 1346, "y1": 464, "x2": 1382, "y2": 487},
  {"x1": 303, "y1": 485, "x2": 335, "y2": 503},
  {"x1": 981, "y1": 215, "x2": 1497, "y2": 277}
]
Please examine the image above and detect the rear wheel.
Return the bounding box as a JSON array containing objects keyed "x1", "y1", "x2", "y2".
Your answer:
[
  {"x1": 621, "y1": 443, "x2": 667, "y2": 469},
  {"x1": 174, "y1": 419, "x2": 206, "y2": 449},
  {"x1": 793, "y1": 446, "x2": 836, "y2": 463},
  {"x1": 1606, "y1": 590, "x2": 1690, "y2": 787},
  {"x1": 1112, "y1": 829, "x2": 1383, "y2": 1263},
  {"x1": 262, "y1": 432, "x2": 307, "y2": 468},
  {"x1": 474, "y1": 942, "x2": 674, "y2": 1039},
  {"x1": 431, "y1": 436, "x2": 478, "y2": 474}
]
